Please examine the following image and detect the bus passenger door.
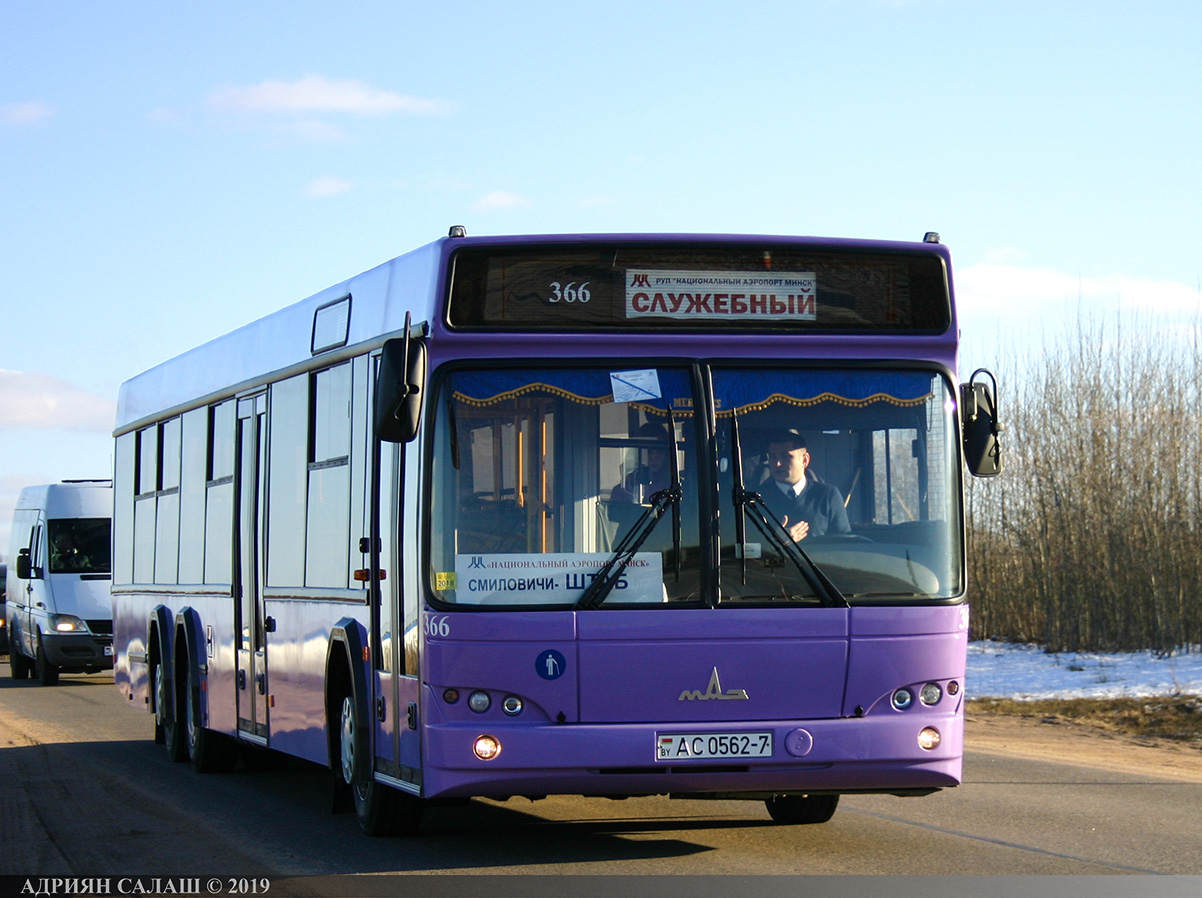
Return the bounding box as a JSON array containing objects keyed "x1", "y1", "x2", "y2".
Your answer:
[
  {"x1": 372, "y1": 384, "x2": 421, "y2": 791},
  {"x1": 396, "y1": 438, "x2": 422, "y2": 788},
  {"x1": 236, "y1": 394, "x2": 269, "y2": 742}
]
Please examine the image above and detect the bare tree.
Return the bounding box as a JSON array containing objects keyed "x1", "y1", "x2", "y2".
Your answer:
[{"x1": 967, "y1": 312, "x2": 1202, "y2": 654}]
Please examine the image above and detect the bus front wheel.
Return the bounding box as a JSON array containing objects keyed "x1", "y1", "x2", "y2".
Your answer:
[
  {"x1": 338, "y1": 695, "x2": 422, "y2": 837},
  {"x1": 764, "y1": 793, "x2": 840, "y2": 825}
]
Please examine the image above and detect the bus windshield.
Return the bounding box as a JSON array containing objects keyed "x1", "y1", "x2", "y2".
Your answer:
[
  {"x1": 713, "y1": 368, "x2": 962, "y2": 602},
  {"x1": 428, "y1": 365, "x2": 961, "y2": 608}
]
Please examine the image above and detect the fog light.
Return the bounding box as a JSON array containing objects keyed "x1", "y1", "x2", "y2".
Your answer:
[
  {"x1": 891, "y1": 688, "x2": 913, "y2": 710},
  {"x1": 502, "y1": 695, "x2": 523, "y2": 716},
  {"x1": 468, "y1": 691, "x2": 491, "y2": 713},
  {"x1": 918, "y1": 727, "x2": 942, "y2": 750},
  {"x1": 473, "y1": 735, "x2": 502, "y2": 760},
  {"x1": 920, "y1": 683, "x2": 942, "y2": 705}
]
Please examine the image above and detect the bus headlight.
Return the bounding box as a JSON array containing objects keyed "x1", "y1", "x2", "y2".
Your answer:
[
  {"x1": 891, "y1": 688, "x2": 913, "y2": 710},
  {"x1": 468, "y1": 691, "x2": 491, "y2": 713},
  {"x1": 920, "y1": 683, "x2": 943, "y2": 705},
  {"x1": 473, "y1": 735, "x2": 502, "y2": 760},
  {"x1": 501, "y1": 696, "x2": 523, "y2": 716},
  {"x1": 918, "y1": 727, "x2": 942, "y2": 750}
]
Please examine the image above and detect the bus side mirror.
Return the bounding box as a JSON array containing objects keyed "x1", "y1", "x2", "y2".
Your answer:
[
  {"x1": 961, "y1": 369, "x2": 1003, "y2": 477},
  {"x1": 16, "y1": 548, "x2": 34, "y2": 581},
  {"x1": 375, "y1": 335, "x2": 427, "y2": 444}
]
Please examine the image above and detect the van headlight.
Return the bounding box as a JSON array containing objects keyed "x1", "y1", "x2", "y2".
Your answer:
[{"x1": 50, "y1": 614, "x2": 87, "y2": 633}]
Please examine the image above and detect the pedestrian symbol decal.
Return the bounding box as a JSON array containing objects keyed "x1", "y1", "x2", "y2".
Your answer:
[{"x1": 536, "y1": 649, "x2": 566, "y2": 680}]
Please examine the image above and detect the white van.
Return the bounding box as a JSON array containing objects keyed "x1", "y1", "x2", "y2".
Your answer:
[{"x1": 7, "y1": 480, "x2": 113, "y2": 685}]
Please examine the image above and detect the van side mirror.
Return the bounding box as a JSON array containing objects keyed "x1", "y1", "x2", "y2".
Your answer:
[
  {"x1": 16, "y1": 547, "x2": 35, "y2": 580},
  {"x1": 375, "y1": 329, "x2": 427, "y2": 444},
  {"x1": 961, "y1": 369, "x2": 1003, "y2": 477}
]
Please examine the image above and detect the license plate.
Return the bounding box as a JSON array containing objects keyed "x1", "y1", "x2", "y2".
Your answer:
[{"x1": 656, "y1": 732, "x2": 773, "y2": 761}]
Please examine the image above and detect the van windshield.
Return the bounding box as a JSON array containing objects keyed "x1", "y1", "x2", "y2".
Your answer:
[{"x1": 47, "y1": 518, "x2": 112, "y2": 574}]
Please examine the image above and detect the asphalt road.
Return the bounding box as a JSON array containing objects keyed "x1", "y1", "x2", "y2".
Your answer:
[{"x1": 2, "y1": 668, "x2": 1200, "y2": 896}]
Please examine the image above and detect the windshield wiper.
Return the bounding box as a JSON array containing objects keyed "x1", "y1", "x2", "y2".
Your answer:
[
  {"x1": 576, "y1": 411, "x2": 682, "y2": 609},
  {"x1": 729, "y1": 412, "x2": 849, "y2": 608}
]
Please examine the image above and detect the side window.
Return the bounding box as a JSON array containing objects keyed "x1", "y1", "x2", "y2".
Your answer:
[
  {"x1": 306, "y1": 363, "x2": 352, "y2": 588},
  {"x1": 178, "y1": 408, "x2": 208, "y2": 584},
  {"x1": 30, "y1": 523, "x2": 45, "y2": 576},
  {"x1": 204, "y1": 400, "x2": 236, "y2": 584},
  {"x1": 160, "y1": 417, "x2": 182, "y2": 492},
  {"x1": 137, "y1": 427, "x2": 158, "y2": 497},
  {"x1": 154, "y1": 417, "x2": 182, "y2": 584},
  {"x1": 134, "y1": 426, "x2": 157, "y2": 583},
  {"x1": 267, "y1": 375, "x2": 309, "y2": 587},
  {"x1": 113, "y1": 432, "x2": 136, "y2": 584}
]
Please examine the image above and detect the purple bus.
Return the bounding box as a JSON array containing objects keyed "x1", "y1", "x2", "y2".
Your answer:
[{"x1": 112, "y1": 229, "x2": 1002, "y2": 835}]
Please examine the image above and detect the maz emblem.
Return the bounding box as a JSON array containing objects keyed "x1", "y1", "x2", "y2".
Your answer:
[{"x1": 678, "y1": 667, "x2": 749, "y2": 701}]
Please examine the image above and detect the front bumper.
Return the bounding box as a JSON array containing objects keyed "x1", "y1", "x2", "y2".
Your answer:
[
  {"x1": 41, "y1": 633, "x2": 114, "y2": 670},
  {"x1": 421, "y1": 711, "x2": 963, "y2": 799}
]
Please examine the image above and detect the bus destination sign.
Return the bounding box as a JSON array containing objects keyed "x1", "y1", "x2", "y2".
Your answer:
[
  {"x1": 626, "y1": 269, "x2": 817, "y2": 322},
  {"x1": 447, "y1": 243, "x2": 951, "y2": 333}
]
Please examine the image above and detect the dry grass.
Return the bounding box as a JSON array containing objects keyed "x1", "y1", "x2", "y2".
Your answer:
[{"x1": 967, "y1": 696, "x2": 1202, "y2": 745}]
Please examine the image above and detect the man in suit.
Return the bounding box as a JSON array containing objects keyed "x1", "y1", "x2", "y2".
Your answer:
[{"x1": 760, "y1": 428, "x2": 851, "y2": 542}]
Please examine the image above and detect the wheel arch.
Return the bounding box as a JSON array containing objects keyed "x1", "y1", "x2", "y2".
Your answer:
[
  {"x1": 174, "y1": 606, "x2": 207, "y2": 732},
  {"x1": 326, "y1": 617, "x2": 370, "y2": 783},
  {"x1": 147, "y1": 605, "x2": 174, "y2": 718}
]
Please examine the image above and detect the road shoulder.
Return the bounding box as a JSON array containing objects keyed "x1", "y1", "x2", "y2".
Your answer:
[{"x1": 966, "y1": 711, "x2": 1202, "y2": 781}]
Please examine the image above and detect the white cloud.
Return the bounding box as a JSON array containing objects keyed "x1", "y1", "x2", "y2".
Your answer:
[
  {"x1": 0, "y1": 370, "x2": 116, "y2": 432},
  {"x1": 473, "y1": 190, "x2": 533, "y2": 212},
  {"x1": 280, "y1": 119, "x2": 349, "y2": 143},
  {"x1": 305, "y1": 176, "x2": 353, "y2": 198},
  {"x1": 956, "y1": 264, "x2": 1202, "y2": 318},
  {"x1": 1, "y1": 101, "x2": 55, "y2": 126},
  {"x1": 207, "y1": 75, "x2": 450, "y2": 117}
]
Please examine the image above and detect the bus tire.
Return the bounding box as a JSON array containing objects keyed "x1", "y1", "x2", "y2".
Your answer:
[
  {"x1": 338, "y1": 694, "x2": 422, "y2": 837},
  {"x1": 184, "y1": 663, "x2": 238, "y2": 773},
  {"x1": 154, "y1": 662, "x2": 187, "y2": 762},
  {"x1": 35, "y1": 638, "x2": 60, "y2": 686},
  {"x1": 764, "y1": 793, "x2": 839, "y2": 825},
  {"x1": 10, "y1": 644, "x2": 32, "y2": 680}
]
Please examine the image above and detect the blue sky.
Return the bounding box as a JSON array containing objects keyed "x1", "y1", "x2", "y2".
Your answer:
[{"x1": 2, "y1": 0, "x2": 1200, "y2": 554}]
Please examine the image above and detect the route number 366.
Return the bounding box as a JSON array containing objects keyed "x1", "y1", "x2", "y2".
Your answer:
[{"x1": 548, "y1": 281, "x2": 591, "y2": 303}]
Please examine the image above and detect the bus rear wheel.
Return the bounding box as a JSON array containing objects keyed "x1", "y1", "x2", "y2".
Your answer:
[
  {"x1": 338, "y1": 695, "x2": 422, "y2": 837},
  {"x1": 184, "y1": 662, "x2": 238, "y2": 773},
  {"x1": 764, "y1": 793, "x2": 840, "y2": 825},
  {"x1": 154, "y1": 662, "x2": 187, "y2": 762}
]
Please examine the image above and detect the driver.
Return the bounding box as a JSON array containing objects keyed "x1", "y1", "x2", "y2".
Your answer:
[{"x1": 760, "y1": 428, "x2": 851, "y2": 542}]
